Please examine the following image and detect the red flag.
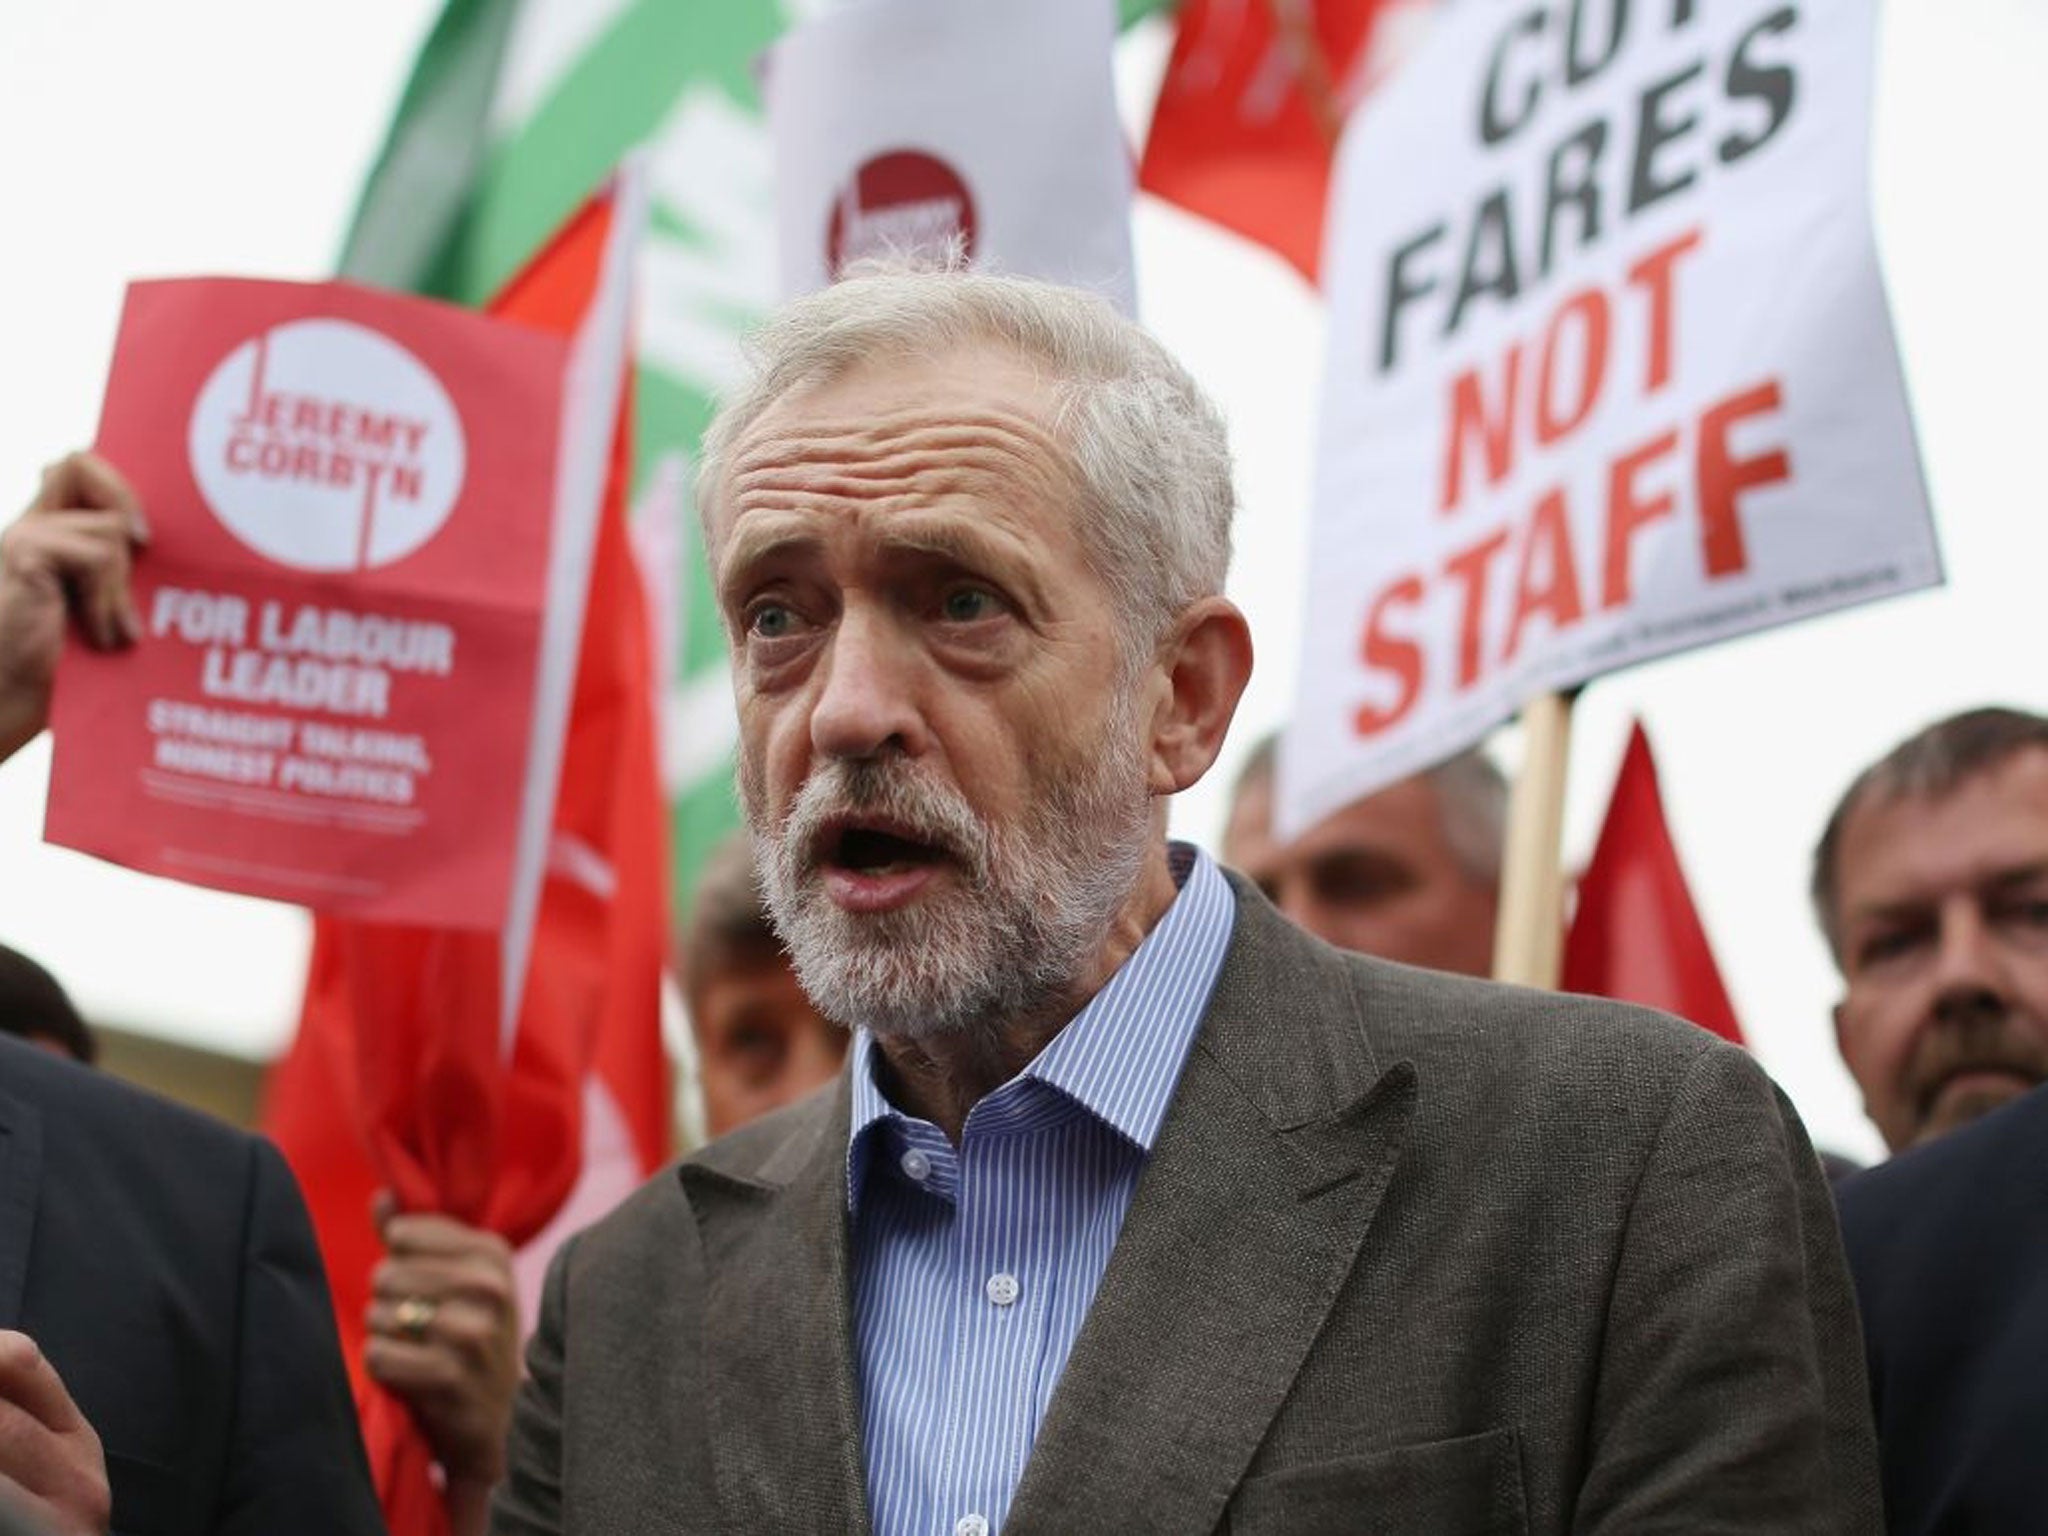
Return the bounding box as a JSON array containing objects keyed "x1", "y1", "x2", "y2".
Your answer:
[
  {"x1": 262, "y1": 175, "x2": 668, "y2": 1536},
  {"x1": 1138, "y1": 0, "x2": 1434, "y2": 282},
  {"x1": 1562, "y1": 722, "x2": 1744, "y2": 1044}
]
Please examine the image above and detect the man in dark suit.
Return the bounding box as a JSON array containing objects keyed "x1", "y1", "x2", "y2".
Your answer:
[
  {"x1": 1812, "y1": 708, "x2": 2048, "y2": 1530},
  {"x1": 496, "y1": 267, "x2": 1879, "y2": 1533},
  {"x1": 0, "y1": 455, "x2": 383, "y2": 1534},
  {"x1": 1836, "y1": 1084, "x2": 2048, "y2": 1532},
  {"x1": 0, "y1": 1035, "x2": 384, "y2": 1535}
]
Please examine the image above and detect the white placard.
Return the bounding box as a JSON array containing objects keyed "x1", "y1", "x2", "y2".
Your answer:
[
  {"x1": 1282, "y1": 0, "x2": 1938, "y2": 835},
  {"x1": 766, "y1": 0, "x2": 1137, "y2": 313}
]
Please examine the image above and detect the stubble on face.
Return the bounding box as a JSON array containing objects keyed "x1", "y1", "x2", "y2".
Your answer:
[
  {"x1": 1889, "y1": 1002, "x2": 2048, "y2": 1149},
  {"x1": 744, "y1": 687, "x2": 1154, "y2": 1047}
]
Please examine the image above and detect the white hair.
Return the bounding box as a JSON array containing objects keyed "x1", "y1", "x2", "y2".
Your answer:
[{"x1": 697, "y1": 264, "x2": 1237, "y2": 654}]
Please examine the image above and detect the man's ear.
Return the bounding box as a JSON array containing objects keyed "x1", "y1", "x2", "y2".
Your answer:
[{"x1": 1145, "y1": 596, "x2": 1254, "y2": 797}]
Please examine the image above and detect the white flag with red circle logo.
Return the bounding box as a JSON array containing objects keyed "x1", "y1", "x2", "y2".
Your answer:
[{"x1": 766, "y1": 0, "x2": 1137, "y2": 313}]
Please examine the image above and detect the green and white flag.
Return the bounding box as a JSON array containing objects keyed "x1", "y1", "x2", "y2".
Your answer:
[
  {"x1": 341, "y1": 0, "x2": 1179, "y2": 907},
  {"x1": 342, "y1": 0, "x2": 788, "y2": 905}
]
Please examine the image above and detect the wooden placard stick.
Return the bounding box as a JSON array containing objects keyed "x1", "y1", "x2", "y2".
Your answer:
[{"x1": 1491, "y1": 689, "x2": 1579, "y2": 988}]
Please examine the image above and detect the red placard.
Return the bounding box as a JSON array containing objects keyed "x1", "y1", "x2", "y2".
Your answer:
[{"x1": 46, "y1": 278, "x2": 569, "y2": 929}]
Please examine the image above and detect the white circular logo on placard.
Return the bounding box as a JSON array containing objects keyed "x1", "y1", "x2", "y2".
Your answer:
[{"x1": 188, "y1": 319, "x2": 466, "y2": 572}]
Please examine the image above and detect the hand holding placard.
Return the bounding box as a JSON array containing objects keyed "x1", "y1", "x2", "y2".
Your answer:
[{"x1": 0, "y1": 454, "x2": 148, "y2": 765}]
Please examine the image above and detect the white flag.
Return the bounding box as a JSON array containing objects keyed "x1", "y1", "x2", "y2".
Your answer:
[{"x1": 767, "y1": 0, "x2": 1137, "y2": 313}]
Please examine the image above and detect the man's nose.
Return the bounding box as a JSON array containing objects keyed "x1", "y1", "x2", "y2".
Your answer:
[
  {"x1": 1929, "y1": 904, "x2": 2013, "y2": 1021},
  {"x1": 810, "y1": 608, "x2": 927, "y2": 762}
]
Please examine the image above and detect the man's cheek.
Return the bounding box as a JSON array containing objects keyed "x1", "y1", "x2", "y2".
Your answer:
[
  {"x1": 735, "y1": 744, "x2": 777, "y2": 826},
  {"x1": 1877, "y1": 1020, "x2": 1939, "y2": 1132},
  {"x1": 1837, "y1": 998, "x2": 1900, "y2": 1088},
  {"x1": 2011, "y1": 974, "x2": 2048, "y2": 1036}
]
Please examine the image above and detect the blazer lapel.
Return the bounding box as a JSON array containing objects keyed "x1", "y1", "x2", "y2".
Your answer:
[
  {"x1": 0, "y1": 1084, "x2": 41, "y2": 1329},
  {"x1": 681, "y1": 1083, "x2": 871, "y2": 1534},
  {"x1": 1007, "y1": 883, "x2": 1417, "y2": 1535}
]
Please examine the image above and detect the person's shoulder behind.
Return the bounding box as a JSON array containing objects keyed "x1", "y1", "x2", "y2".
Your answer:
[
  {"x1": 1837, "y1": 1080, "x2": 2048, "y2": 1260},
  {"x1": 0, "y1": 1028, "x2": 324, "y2": 1308},
  {"x1": 0, "y1": 1029, "x2": 262, "y2": 1177},
  {"x1": 0, "y1": 1027, "x2": 383, "y2": 1536}
]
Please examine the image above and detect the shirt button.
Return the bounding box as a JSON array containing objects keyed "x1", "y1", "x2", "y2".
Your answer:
[
  {"x1": 955, "y1": 1517, "x2": 990, "y2": 1536},
  {"x1": 900, "y1": 1148, "x2": 931, "y2": 1182},
  {"x1": 985, "y1": 1272, "x2": 1020, "y2": 1307}
]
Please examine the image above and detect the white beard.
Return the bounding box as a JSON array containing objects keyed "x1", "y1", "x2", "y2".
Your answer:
[{"x1": 746, "y1": 704, "x2": 1153, "y2": 1043}]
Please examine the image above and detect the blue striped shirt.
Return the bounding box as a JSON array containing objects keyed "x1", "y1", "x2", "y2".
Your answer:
[{"x1": 846, "y1": 843, "x2": 1235, "y2": 1536}]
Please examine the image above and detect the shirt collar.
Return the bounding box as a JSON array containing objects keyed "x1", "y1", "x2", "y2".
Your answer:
[{"x1": 847, "y1": 842, "x2": 1236, "y2": 1211}]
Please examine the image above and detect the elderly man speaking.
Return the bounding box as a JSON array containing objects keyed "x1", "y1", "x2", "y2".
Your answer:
[{"x1": 497, "y1": 270, "x2": 1877, "y2": 1534}]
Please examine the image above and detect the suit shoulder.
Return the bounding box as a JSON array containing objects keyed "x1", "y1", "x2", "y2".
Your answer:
[
  {"x1": 0, "y1": 1033, "x2": 257, "y2": 1172},
  {"x1": 1218, "y1": 871, "x2": 1727, "y2": 1100},
  {"x1": 567, "y1": 1085, "x2": 841, "y2": 1263},
  {"x1": 689, "y1": 1083, "x2": 842, "y2": 1182},
  {"x1": 1336, "y1": 952, "x2": 1787, "y2": 1185},
  {"x1": 1341, "y1": 949, "x2": 1730, "y2": 1097},
  {"x1": 1209, "y1": 886, "x2": 1742, "y2": 1149}
]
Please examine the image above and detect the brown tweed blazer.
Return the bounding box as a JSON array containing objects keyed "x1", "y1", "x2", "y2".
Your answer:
[{"x1": 495, "y1": 874, "x2": 1880, "y2": 1534}]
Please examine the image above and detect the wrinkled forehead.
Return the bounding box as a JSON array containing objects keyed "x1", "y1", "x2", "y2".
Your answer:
[
  {"x1": 708, "y1": 343, "x2": 1080, "y2": 547},
  {"x1": 775, "y1": 337, "x2": 1059, "y2": 419}
]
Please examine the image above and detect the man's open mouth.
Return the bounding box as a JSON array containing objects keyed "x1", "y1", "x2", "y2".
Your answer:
[{"x1": 821, "y1": 819, "x2": 949, "y2": 879}]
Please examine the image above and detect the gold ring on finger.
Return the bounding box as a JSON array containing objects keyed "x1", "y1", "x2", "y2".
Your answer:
[{"x1": 394, "y1": 1295, "x2": 438, "y2": 1342}]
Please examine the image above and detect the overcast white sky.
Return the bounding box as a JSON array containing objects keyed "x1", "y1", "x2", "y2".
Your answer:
[{"x1": 1, "y1": 1, "x2": 2043, "y2": 1163}]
